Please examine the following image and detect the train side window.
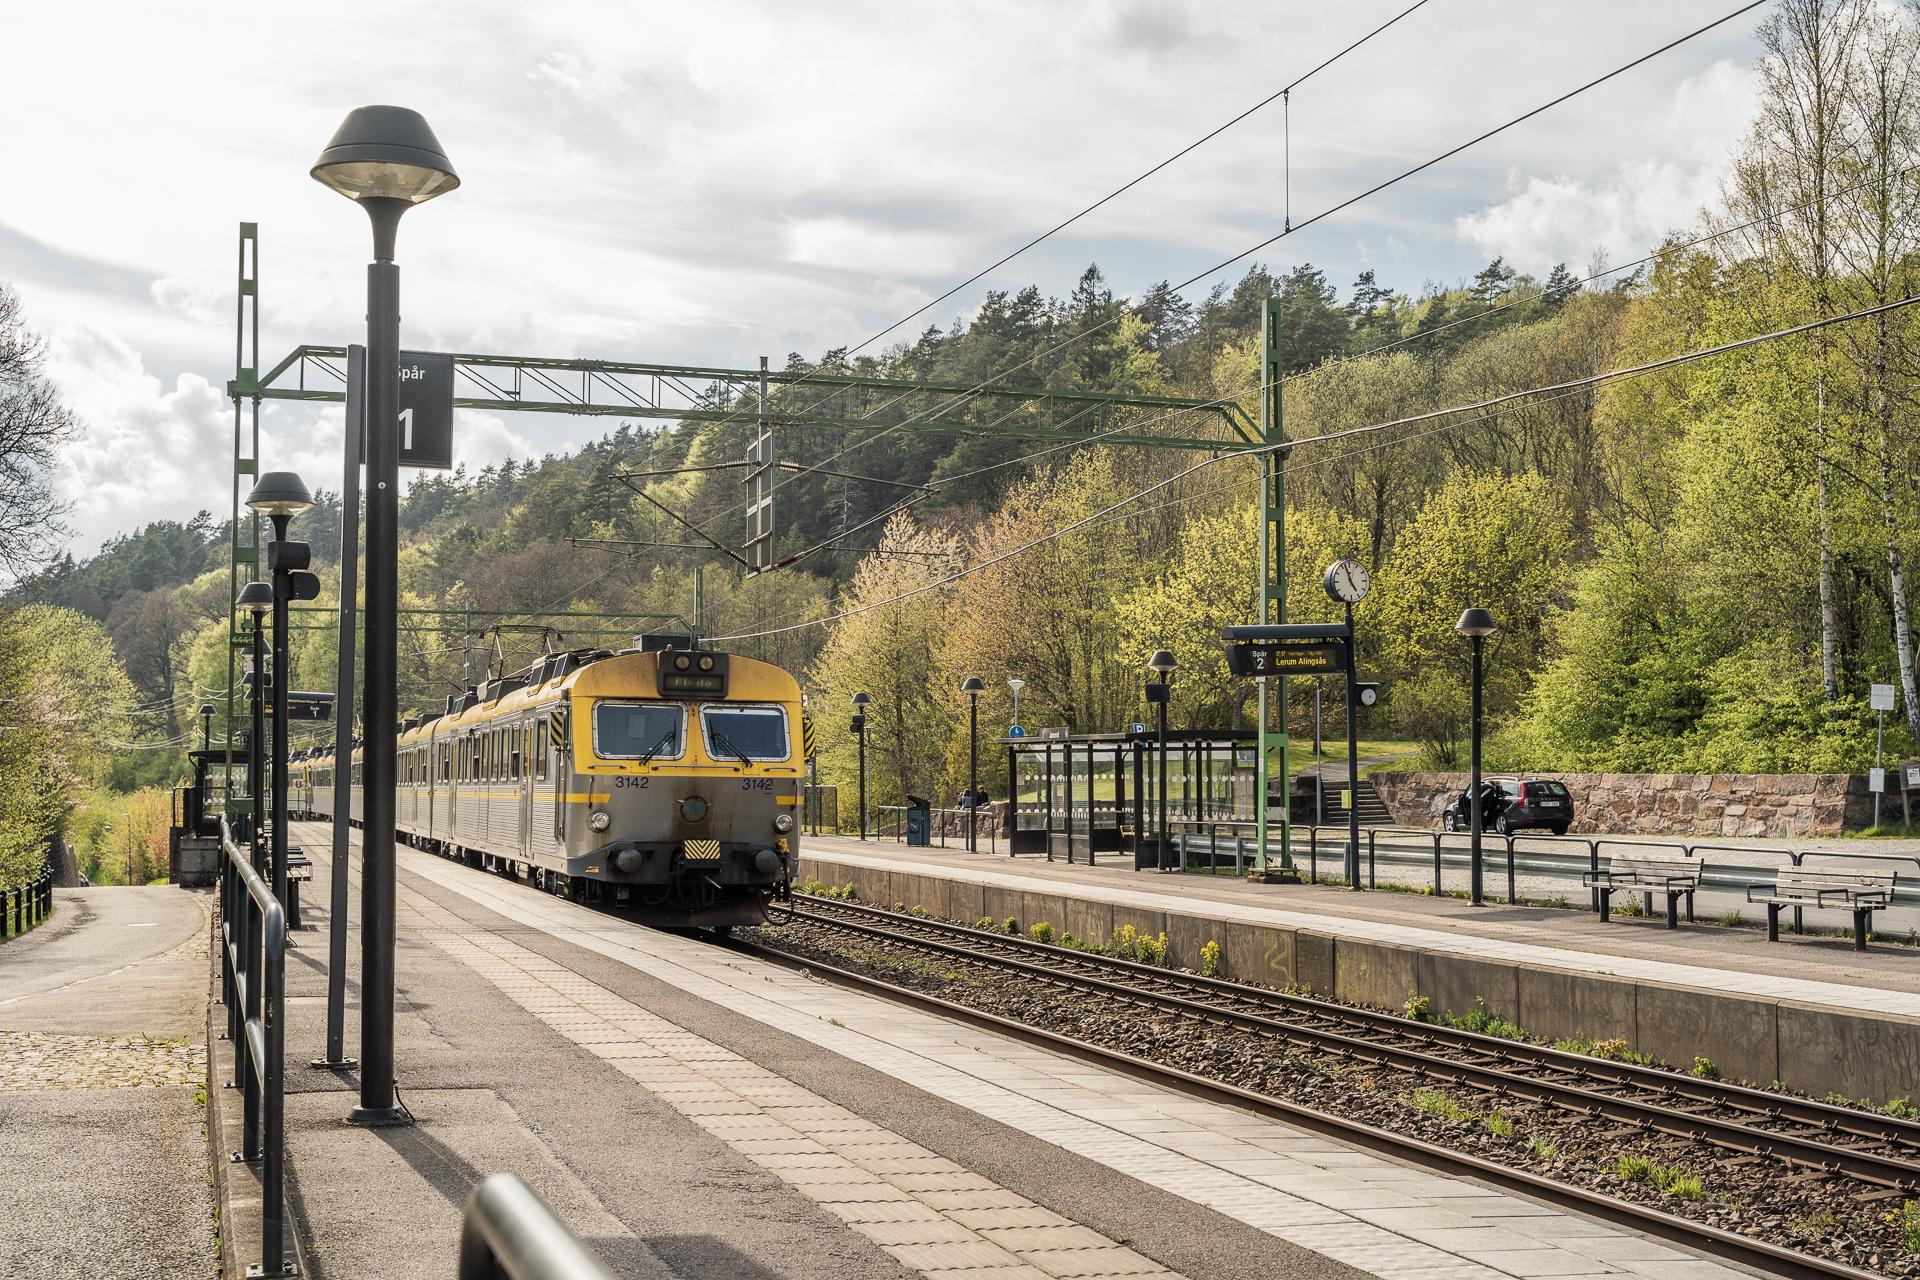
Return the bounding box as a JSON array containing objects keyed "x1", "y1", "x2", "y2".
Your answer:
[{"x1": 535, "y1": 718, "x2": 549, "y2": 781}]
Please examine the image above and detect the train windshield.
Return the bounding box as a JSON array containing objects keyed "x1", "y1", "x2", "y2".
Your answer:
[
  {"x1": 593, "y1": 701, "x2": 686, "y2": 760},
  {"x1": 700, "y1": 704, "x2": 789, "y2": 762}
]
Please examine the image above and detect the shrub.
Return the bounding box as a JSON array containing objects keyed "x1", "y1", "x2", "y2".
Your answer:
[
  {"x1": 1484, "y1": 1112, "x2": 1516, "y2": 1139},
  {"x1": 1691, "y1": 1056, "x2": 1719, "y2": 1080},
  {"x1": 1003, "y1": 916, "x2": 1018, "y2": 934},
  {"x1": 1200, "y1": 939, "x2": 1222, "y2": 976},
  {"x1": 1409, "y1": 1089, "x2": 1476, "y2": 1124},
  {"x1": 976, "y1": 916, "x2": 994, "y2": 930},
  {"x1": 1404, "y1": 992, "x2": 1432, "y2": 1021},
  {"x1": 1892, "y1": 1201, "x2": 1920, "y2": 1253},
  {"x1": 1527, "y1": 1135, "x2": 1562, "y2": 1160},
  {"x1": 1029, "y1": 921, "x2": 1055, "y2": 945}
]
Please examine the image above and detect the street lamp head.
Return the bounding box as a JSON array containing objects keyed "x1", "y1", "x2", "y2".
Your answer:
[
  {"x1": 960, "y1": 676, "x2": 987, "y2": 694},
  {"x1": 1454, "y1": 607, "x2": 1499, "y2": 639},
  {"x1": 312, "y1": 106, "x2": 459, "y2": 205},
  {"x1": 237, "y1": 580, "x2": 274, "y2": 615},
  {"x1": 199, "y1": 703, "x2": 215, "y2": 719},
  {"x1": 851, "y1": 691, "x2": 871, "y2": 707},
  {"x1": 1147, "y1": 649, "x2": 1179, "y2": 675},
  {"x1": 246, "y1": 470, "x2": 315, "y2": 517},
  {"x1": 1007, "y1": 677, "x2": 1024, "y2": 693}
]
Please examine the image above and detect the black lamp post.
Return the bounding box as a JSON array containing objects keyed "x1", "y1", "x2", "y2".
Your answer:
[
  {"x1": 237, "y1": 582, "x2": 273, "y2": 861},
  {"x1": 960, "y1": 676, "x2": 986, "y2": 852},
  {"x1": 248, "y1": 471, "x2": 318, "y2": 916},
  {"x1": 199, "y1": 702, "x2": 216, "y2": 752},
  {"x1": 313, "y1": 105, "x2": 457, "y2": 1128},
  {"x1": 1455, "y1": 607, "x2": 1499, "y2": 907},
  {"x1": 1146, "y1": 650, "x2": 1177, "y2": 870},
  {"x1": 851, "y1": 692, "x2": 871, "y2": 840}
]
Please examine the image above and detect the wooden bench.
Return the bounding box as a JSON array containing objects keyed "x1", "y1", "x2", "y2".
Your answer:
[
  {"x1": 1747, "y1": 862, "x2": 1896, "y2": 950},
  {"x1": 1583, "y1": 851, "x2": 1701, "y2": 928}
]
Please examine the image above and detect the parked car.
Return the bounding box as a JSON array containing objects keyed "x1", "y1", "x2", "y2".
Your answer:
[{"x1": 1441, "y1": 775, "x2": 1573, "y2": 836}]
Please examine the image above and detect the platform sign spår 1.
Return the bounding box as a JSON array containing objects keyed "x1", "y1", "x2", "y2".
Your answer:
[
  {"x1": 1872, "y1": 683, "x2": 1897, "y2": 712},
  {"x1": 392, "y1": 350, "x2": 455, "y2": 469},
  {"x1": 1225, "y1": 640, "x2": 1346, "y2": 678}
]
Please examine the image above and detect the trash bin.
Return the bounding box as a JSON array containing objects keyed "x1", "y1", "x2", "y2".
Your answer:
[{"x1": 905, "y1": 795, "x2": 932, "y2": 847}]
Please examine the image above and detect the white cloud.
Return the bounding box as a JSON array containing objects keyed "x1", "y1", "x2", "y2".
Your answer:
[{"x1": 1452, "y1": 59, "x2": 1759, "y2": 274}]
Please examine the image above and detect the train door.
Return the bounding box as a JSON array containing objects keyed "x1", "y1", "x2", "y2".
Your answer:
[
  {"x1": 425, "y1": 730, "x2": 437, "y2": 842},
  {"x1": 552, "y1": 706, "x2": 569, "y2": 844},
  {"x1": 515, "y1": 719, "x2": 531, "y2": 852}
]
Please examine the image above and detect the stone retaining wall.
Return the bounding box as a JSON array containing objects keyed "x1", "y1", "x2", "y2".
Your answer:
[{"x1": 1370, "y1": 770, "x2": 1879, "y2": 837}]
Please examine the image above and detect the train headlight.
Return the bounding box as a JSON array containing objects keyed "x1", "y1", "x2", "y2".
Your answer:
[
  {"x1": 773, "y1": 812, "x2": 794, "y2": 833},
  {"x1": 698, "y1": 655, "x2": 714, "y2": 672},
  {"x1": 590, "y1": 811, "x2": 611, "y2": 832},
  {"x1": 680, "y1": 796, "x2": 709, "y2": 822}
]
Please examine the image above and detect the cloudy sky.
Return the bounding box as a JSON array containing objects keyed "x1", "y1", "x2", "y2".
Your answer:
[{"x1": 0, "y1": 0, "x2": 1765, "y2": 565}]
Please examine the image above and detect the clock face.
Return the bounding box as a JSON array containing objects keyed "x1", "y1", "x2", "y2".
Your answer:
[{"x1": 1324, "y1": 559, "x2": 1371, "y2": 604}]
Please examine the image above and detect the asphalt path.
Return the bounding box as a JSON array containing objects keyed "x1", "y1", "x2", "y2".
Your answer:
[{"x1": 0, "y1": 886, "x2": 216, "y2": 1279}]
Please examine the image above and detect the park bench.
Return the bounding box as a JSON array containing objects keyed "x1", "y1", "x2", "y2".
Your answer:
[
  {"x1": 1746, "y1": 861, "x2": 1896, "y2": 951},
  {"x1": 1582, "y1": 850, "x2": 1701, "y2": 929}
]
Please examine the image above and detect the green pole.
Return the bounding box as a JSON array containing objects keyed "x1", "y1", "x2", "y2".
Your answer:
[
  {"x1": 693, "y1": 563, "x2": 705, "y2": 640},
  {"x1": 1254, "y1": 296, "x2": 1293, "y2": 878}
]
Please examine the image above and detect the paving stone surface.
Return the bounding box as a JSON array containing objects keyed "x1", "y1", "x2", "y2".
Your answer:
[{"x1": 0, "y1": 1030, "x2": 206, "y2": 1090}]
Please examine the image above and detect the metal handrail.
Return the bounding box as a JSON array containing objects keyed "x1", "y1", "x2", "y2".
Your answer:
[
  {"x1": 1, "y1": 857, "x2": 54, "y2": 938},
  {"x1": 218, "y1": 816, "x2": 289, "y2": 1278},
  {"x1": 458, "y1": 1173, "x2": 615, "y2": 1280}
]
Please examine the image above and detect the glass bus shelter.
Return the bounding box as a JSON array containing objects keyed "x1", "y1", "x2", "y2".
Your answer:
[{"x1": 1000, "y1": 728, "x2": 1261, "y2": 869}]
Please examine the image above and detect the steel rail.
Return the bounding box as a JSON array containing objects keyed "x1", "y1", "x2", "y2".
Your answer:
[
  {"x1": 799, "y1": 897, "x2": 1920, "y2": 1154},
  {"x1": 783, "y1": 900, "x2": 1920, "y2": 1191},
  {"x1": 730, "y1": 932, "x2": 1881, "y2": 1280}
]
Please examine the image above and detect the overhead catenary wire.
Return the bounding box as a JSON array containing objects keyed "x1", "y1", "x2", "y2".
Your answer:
[
  {"x1": 706, "y1": 0, "x2": 1770, "y2": 516},
  {"x1": 656, "y1": 3, "x2": 1435, "y2": 475},
  {"x1": 706, "y1": 293, "x2": 1920, "y2": 644}
]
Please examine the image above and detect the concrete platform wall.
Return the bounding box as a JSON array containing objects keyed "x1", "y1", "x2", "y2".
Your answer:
[{"x1": 797, "y1": 853, "x2": 1920, "y2": 1107}]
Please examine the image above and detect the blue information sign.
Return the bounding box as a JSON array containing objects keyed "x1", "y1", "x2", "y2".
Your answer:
[
  {"x1": 1131, "y1": 721, "x2": 1147, "y2": 734},
  {"x1": 1008, "y1": 725, "x2": 1026, "y2": 739}
]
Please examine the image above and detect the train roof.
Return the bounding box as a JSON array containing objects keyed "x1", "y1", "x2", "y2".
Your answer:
[{"x1": 398, "y1": 646, "x2": 799, "y2": 745}]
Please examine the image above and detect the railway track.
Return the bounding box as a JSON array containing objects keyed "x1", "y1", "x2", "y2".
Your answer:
[{"x1": 738, "y1": 893, "x2": 1918, "y2": 1280}]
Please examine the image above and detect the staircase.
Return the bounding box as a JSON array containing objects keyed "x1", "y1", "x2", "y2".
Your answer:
[{"x1": 1302, "y1": 775, "x2": 1395, "y2": 826}]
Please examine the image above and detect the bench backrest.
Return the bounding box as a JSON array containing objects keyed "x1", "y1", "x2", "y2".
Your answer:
[
  {"x1": 1778, "y1": 862, "x2": 1897, "y2": 896},
  {"x1": 1605, "y1": 852, "x2": 1699, "y2": 880}
]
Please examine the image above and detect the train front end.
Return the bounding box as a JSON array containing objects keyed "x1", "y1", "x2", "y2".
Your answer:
[{"x1": 561, "y1": 648, "x2": 802, "y2": 926}]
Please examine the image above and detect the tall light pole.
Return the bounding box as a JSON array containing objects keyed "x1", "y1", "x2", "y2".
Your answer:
[
  {"x1": 199, "y1": 702, "x2": 216, "y2": 753},
  {"x1": 961, "y1": 676, "x2": 986, "y2": 852},
  {"x1": 248, "y1": 471, "x2": 317, "y2": 915},
  {"x1": 851, "y1": 692, "x2": 871, "y2": 840},
  {"x1": 1008, "y1": 677, "x2": 1024, "y2": 730},
  {"x1": 237, "y1": 582, "x2": 273, "y2": 863},
  {"x1": 1147, "y1": 650, "x2": 1177, "y2": 870},
  {"x1": 313, "y1": 104, "x2": 459, "y2": 1128},
  {"x1": 1456, "y1": 608, "x2": 1498, "y2": 907}
]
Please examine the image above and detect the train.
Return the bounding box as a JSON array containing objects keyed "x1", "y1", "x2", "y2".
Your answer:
[{"x1": 292, "y1": 643, "x2": 804, "y2": 927}]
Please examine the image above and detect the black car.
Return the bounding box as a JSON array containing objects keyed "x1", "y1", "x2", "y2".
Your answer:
[{"x1": 1441, "y1": 775, "x2": 1573, "y2": 836}]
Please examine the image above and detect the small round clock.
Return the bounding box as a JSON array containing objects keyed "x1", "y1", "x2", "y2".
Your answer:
[{"x1": 1323, "y1": 559, "x2": 1371, "y2": 605}]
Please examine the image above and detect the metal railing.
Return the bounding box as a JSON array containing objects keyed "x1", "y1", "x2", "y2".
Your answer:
[
  {"x1": 1173, "y1": 823, "x2": 1919, "y2": 918},
  {"x1": 218, "y1": 817, "x2": 290, "y2": 1278},
  {"x1": 1, "y1": 858, "x2": 53, "y2": 939},
  {"x1": 458, "y1": 1173, "x2": 615, "y2": 1280}
]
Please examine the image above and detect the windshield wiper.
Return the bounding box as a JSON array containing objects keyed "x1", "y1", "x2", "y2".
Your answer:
[
  {"x1": 707, "y1": 727, "x2": 754, "y2": 768},
  {"x1": 638, "y1": 727, "x2": 679, "y2": 767}
]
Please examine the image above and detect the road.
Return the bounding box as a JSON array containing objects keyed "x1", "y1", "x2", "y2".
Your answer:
[{"x1": 0, "y1": 887, "x2": 216, "y2": 1279}]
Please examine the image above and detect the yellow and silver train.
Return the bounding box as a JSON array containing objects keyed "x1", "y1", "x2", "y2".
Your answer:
[{"x1": 294, "y1": 644, "x2": 803, "y2": 926}]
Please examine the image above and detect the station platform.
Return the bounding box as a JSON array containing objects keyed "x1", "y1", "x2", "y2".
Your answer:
[
  {"x1": 798, "y1": 836, "x2": 1920, "y2": 1105},
  {"x1": 273, "y1": 820, "x2": 1759, "y2": 1280}
]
